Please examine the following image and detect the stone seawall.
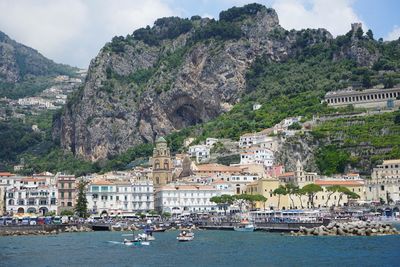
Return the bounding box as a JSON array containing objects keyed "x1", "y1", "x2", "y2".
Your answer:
[
  {"x1": 291, "y1": 221, "x2": 399, "y2": 236},
  {"x1": 0, "y1": 224, "x2": 92, "y2": 236}
]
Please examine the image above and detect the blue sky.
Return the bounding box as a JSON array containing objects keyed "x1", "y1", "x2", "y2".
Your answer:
[{"x1": 0, "y1": 0, "x2": 398, "y2": 68}]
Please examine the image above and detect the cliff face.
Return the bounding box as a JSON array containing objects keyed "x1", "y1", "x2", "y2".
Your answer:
[
  {"x1": 0, "y1": 31, "x2": 75, "y2": 83},
  {"x1": 56, "y1": 5, "x2": 335, "y2": 161}
]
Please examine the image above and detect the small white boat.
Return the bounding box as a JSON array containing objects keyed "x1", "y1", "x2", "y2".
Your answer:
[
  {"x1": 177, "y1": 230, "x2": 194, "y2": 242},
  {"x1": 138, "y1": 233, "x2": 155, "y2": 241},
  {"x1": 234, "y1": 223, "x2": 255, "y2": 232}
]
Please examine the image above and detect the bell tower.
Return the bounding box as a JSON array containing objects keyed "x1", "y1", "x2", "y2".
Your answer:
[{"x1": 152, "y1": 137, "x2": 172, "y2": 186}]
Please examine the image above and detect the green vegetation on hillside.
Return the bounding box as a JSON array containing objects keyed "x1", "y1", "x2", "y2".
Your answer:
[
  {"x1": 314, "y1": 111, "x2": 400, "y2": 175},
  {"x1": 0, "y1": 76, "x2": 57, "y2": 99}
]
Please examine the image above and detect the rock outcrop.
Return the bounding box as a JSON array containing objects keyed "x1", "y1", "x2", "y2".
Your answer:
[
  {"x1": 56, "y1": 4, "x2": 381, "y2": 162},
  {"x1": 56, "y1": 4, "x2": 335, "y2": 161}
]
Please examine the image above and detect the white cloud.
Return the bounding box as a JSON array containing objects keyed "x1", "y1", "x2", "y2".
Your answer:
[
  {"x1": 0, "y1": 0, "x2": 179, "y2": 67},
  {"x1": 272, "y1": 0, "x2": 365, "y2": 36},
  {"x1": 385, "y1": 25, "x2": 400, "y2": 41},
  {"x1": 0, "y1": 0, "x2": 87, "y2": 58}
]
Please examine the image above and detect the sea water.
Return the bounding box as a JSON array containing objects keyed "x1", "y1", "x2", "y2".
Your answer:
[{"x1": 0, "y1": 229, "x2": 399, "y2": 267}]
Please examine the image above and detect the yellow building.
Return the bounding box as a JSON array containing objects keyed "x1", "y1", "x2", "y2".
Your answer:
[
  {"x1": 152, "y1": 137, "x2": 172, "y2": 187},
  {"x1": 246, "y1": 178, "x2": 290, "y2": 210},
  {"x1": 315, "y1": 180, "x2": 365, "y2": 206}
]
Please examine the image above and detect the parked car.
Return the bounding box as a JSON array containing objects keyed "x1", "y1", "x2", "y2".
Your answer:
[
  {"x1": 61, "y1": 216, "x2": 69, "y2": 224},
  {"x1": 21, "y1": 217, "x2": 30, "y2": 225},
  {"x1": 37, "y1": 217, "x2": 46, "y2": 225},
  {"x1": 53, "y1": 216, "x2": 61, "y2": 225}
]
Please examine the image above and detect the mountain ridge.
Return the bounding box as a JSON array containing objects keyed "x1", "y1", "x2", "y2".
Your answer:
[
  {"x1": 0, "y1": 30, "x2": 78, "y2": 99},
  {"x1": 54, "y1": 3, "x2": 398, "y2": 164}
]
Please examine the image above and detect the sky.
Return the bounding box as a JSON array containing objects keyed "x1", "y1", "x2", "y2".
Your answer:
[{"x1": 0, "y1": 0, "x2": 398, "y2": 68}]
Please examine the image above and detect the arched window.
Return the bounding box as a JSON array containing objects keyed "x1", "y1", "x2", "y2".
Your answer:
[
  {"x1": 154, "y1": 159, "x2": 160, "y2": 169},
  {"x1": 156, "y1": 177, "x2": 160, "y2": 185},
  {"x1": 8, "y1": 199, "x2": 14, "y2": 205},
  {"x1": 164, "y1": 160, "x2": 169, "y2": 169}
]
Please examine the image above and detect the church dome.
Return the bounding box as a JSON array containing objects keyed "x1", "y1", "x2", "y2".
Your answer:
[{"x1": 156, "y1": 136, "x2": 167, "y2": 143}]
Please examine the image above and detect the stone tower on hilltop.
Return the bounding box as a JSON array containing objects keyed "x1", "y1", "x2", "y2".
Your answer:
[{"x1": 152, "y1": 137, "x2": 172, "y2": 186}]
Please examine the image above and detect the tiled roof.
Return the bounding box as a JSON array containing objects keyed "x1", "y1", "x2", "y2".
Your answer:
[
  {"x1": 195, "y1": 164, "x2": 242, "y2": 173},
  {"x1": 278, "y1": 172, "x2": 295, "y2": 177},
  {"x1": 0, "y1": 172, "x2": 14, "y2": 177},
  {"x1": 315, "y1": 180, "x2": 364, "y2": 186}
]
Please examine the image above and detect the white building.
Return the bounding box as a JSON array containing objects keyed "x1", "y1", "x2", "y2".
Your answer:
[
  {"x1": 366, "y1": 159, "x2": 400, "y2": 203},
  {"x1": 226, "y1": 174, "x2": 260, "y2": 194},
  {"x1": 253, "y1": 103, "x2": 262, "y2": 111},
  {"x1": 154, "y1": 184, "x2": 233, "y2": 215},
  {"x1": 6, "y1": 177, "x2": 57, "y2": 215},
  {"x1": 240, "y1": 147, "x2": 274, "y2": 167},
  {"x1": 205, "y1": 138, "x2": 219, "y2": 147},
  {"x1": 239, "y1": 129, "x2": 277, "y2": 149},
  {"x1": 86, "y1": 179, "x2": 154, "y2": 216},
  {"x1": 188, "y1": 145, "x2": 210, "y2": 163}
]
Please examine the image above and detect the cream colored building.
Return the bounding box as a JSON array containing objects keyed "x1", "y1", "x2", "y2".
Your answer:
[{"x1": 366, "y1": 159, "x2": 400, "y2": 203}]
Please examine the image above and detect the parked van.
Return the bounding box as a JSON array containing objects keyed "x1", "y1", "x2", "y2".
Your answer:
[
  {"x1": 21, "y1": 217, "x2": 30, "y2": 225},
  {"x1": 53, "y1": 216, "x2": 61, "y2": 224},
  {"x1": 61, "y1": 216, "x2": 69, "y2": 224},
  {"x1": 45, "y1": 216, "x2": 52, "y2": 225}
]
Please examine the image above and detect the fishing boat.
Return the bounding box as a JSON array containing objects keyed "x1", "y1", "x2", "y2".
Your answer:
[
  {"x1": 123, "y1": 230, "x2": 150, "y2": 246},
  {"x1": 138, "y1": 226, "x2": 155, "y2": 241},
  {"x1": 234, "y1": 219, "x2": 255, "y2": 232},
  {"x1": 176, "y1": 229, "x2": 194, "y2": 242},
  {"x1": 233, "y1": 223, "x2": 255, "y2": 232}
]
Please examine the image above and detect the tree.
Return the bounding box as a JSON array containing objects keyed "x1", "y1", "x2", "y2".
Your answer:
[
  {"x1": 366, "y1": 29, "x2": 374, "y2": 40},
  {"x1": 273, "y1": 185, "x2": 287, "y2": 210},
  {"x1": 288, "y1": 122, "x2": 302, "y2": 130},
  {"x1": 362, "y1": 73, "x2": 372, "y2": 88},
  {"x1": 301, "y1": 183, "x2": 322, "y2": 208},
  {"x1": 75, "y1": 180, "x2": 89, "y2": 218},
  {"x1": 355, "y1": 27, "x2": 364, "y2": 39},
  {"x1": 210, "y1": 194, "x2": 235, "y2": 215},
  {"x1": 294, "y1": 188, "x2": 306, "y2": 209},
  {"x1": 285, "y1": 183, "x2": 299, "y2": 208},
  {"x1": 251, "y1": 194, "x2": 267, "y2": 210},
  {"x1": 336, "y1": 187, "x2": 360, "y2": 206},
  {"x1": 162, "y1": 212, "x2": 171, "y2": 219},
  {"x1": 325, "y1": 185, "x2": 343, "y2": 207},
  {"x1": 384, "y1": 76, "x2": 394, "y2": 89},
  {"x1": 234, "y1": 194, "x2": 264, "y2": 211}
]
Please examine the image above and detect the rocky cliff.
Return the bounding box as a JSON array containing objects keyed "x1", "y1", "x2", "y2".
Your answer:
[{"x1": 56, "y1": 3, "x2": 377, "y2": 162}]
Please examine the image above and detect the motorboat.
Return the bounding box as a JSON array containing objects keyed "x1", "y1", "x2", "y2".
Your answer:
[
  {"x1": 123, "y1": 238, "x2": 150, "y2": 246},
  {"x1": 176, "y1": 230, "x2": 194, "y2": 242},
  {"x1": 138, "y1": 233, "x2": 155, "y2": 241},
  {"x1": 123, "y1": 230, "x2": 151, "y2": 246},
  {"x1": 234, "y1": 219, "x2": 255, "y2": 232},
  {"x1": 233, "y1": 223, "x2": 255, "y2": 232}
]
